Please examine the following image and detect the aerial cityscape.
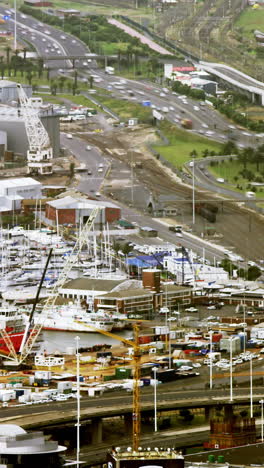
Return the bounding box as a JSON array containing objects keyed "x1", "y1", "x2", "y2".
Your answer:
[{"x1": 0, "y1": 0, "x2": 263, "y2": 466}]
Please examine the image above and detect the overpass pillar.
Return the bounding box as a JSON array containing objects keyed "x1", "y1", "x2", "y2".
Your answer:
[
  {"x1": 91, "y1": 417, "x2": 103, "y2": 445},
  {"x1": 72, "y1": 59, "x2": 75, "y2": 69},
  {"x1": 124, "y1": 413, "x2": 132, "y2": 434},
  {"x1": 224, "y1": 404, "x2": 233, "y2": 419},
  {"x1": 204, "y1": 406, "x2": 213, "y2": 421}
]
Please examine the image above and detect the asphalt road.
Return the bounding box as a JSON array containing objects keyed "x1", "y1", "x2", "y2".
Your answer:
[
  {"x1": 2, "y1": 385, "x2": 264, "y2": 423},
  {"x1": 60, "y1": 133, "x2": 109, "y2": 195},
  {"x1": 3, "y1": 8, "x2": 263, "y2": 149}
]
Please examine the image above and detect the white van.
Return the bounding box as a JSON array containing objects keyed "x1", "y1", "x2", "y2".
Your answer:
[
  {"x1": 246, "y1": 191, "x2": 256, "y2": 199},
  {"x1": 217, "y1": 178, "x2": 224, "y2": 183}
]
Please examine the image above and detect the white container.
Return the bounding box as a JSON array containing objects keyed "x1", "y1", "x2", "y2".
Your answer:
[{"x1": 57, "y1": 381, "x2": 72, "y2": 392}]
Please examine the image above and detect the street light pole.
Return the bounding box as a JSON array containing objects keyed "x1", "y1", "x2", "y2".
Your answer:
[
  {"x1": 250, "y1": 356, "x2": 253, "y2": 418},
  {"x1": 75, "y1": 336, "x2": 81, "y2": 467},
  {"x1": 192, "y1": 161, "x2": 195, "y2": 225},
  {"x1": 209, "y1": 330, "x2": 213, "y2": 390},
  {"x1": 14, "y1": 0, "x2": 17, "y2": 50},
  {"x1": 131, "y1": 150, "x2": 134, "y2": 205},
  {"x1": 260, "y1": 400, "x2": 264, "y2": 442},
  {"x1": 229, "y1": 337, "x2": 233, "y2": 402},
  {"x1": 154, "y1": 367, "x2": 157, "y2": 432}
]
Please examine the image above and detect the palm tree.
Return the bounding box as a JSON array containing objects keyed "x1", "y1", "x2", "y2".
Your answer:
[
  {"x1": 46, "y1": 67, "x2": 51, "y2": 81},
  {"x1": 26, "y1": 71, "x2": 33, "y2": 85},
  {"x1": 89, "y1": 75, "x2": 94, "y2": 89},
  {"x1": 50, "y1": 80, "x2": 58, "y2": 96},
  {"x1": 71, "y1": 83, "x2": 77, "y2": 96},
  {"x1": 254, "y1": 149, "x2": 264, "y2": 172},
  {"x1": 240, "y1": 146, "x2": 254, "y2": 170},
  {"x1": 74, "y1": 70, "x2": 78, "y2": 88},
  {"x1": 0, "y1": 64, "x2": 5, "y2": 80},
  {"x1": 5, "y1": 46, "x2": 11, "y2": 65},
  {"x1": 37, "y1": 58, "x2": 44, "y2": 78},
  {"x1": 22, "y1": 47, "x2": 27, "y2": 60},
  {"x1": 58, "y1": 76, "x2": 66, "y2": 92}
]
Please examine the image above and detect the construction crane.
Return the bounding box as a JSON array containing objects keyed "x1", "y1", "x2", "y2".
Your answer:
[
  {"x1": 0, "y1": 207, "x2": 101, "y2": 365},
  {"x1": 16, "y1": 83, "x2": 53, "y2": 175},
  {"x1": 78, "y1": 321, "x2": 143, "y2": 451},
  {"x1": 181, "y1": 245, "x2": 196, "y2": 287}
]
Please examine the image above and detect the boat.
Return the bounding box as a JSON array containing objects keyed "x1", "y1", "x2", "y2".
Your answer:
[
  {"x1": 34, "y1": 302, "x2": 114, "y2": 333},
  {"x1": 0, "y1": 303, "x2": 29, "y2": 355}
]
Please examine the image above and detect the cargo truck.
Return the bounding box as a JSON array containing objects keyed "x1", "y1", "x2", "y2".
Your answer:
[{"x1": 181, "y1": 119, "x2": 193, "y2": 129}]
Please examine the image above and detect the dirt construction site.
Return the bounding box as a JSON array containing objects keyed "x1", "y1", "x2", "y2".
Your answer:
[{"x1": 69, "y1": 119, "x2": 264, "y2": 262}]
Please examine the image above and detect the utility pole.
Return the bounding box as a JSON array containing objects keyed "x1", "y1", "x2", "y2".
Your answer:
[{"x1": 14, "y1": 0, "x2": 17, "y2": 50}]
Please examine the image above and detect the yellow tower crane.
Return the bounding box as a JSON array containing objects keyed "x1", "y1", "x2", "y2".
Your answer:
[{"x1": 78, "y1": 321, "x2": 145, "y2": 451}]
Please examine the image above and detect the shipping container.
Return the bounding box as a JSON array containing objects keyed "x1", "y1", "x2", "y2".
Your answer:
[
  {"x1": 115, "y1": 368, "x2": 132, "y2": 379},
  {"x1": 151, "y1": 369, "x2": 176, "y2": 382}
]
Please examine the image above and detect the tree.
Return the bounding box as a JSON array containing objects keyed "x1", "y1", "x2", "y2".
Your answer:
[
  {"x1": 46, "y1": 67, "x2": 51, "y2": 81},
  {"x1": 89, "y1": 75, "x2": 94, "y2": 89},
  {"x1": 50, "y1": 80, "x2": 58, "y2": 96},
  {"x1": 74, "y1": 70, "x2": 78, "y2": 88},
  {"x1": 69, "y1": 162, "x2": 75, "y2": 178},
  {"x1": 26, "y1": 71, "x2": 33, "y2": 85},
  {"x1": 37, "y1": 58, "x2": 44, "y2": 78},
  {"x1": 254, "y1": 148, "x2": 264, "y2": 172},
  {"x1": 239, "y1": 147, "x2": 252, "y2": 170},
  {"x1": 5, "y1": 46, "x2": 11, "y2": 65},
  {"x1": 122, "y1": 243, "x2": 133, "y2": 255},
  {"x1": 58, "y1": 76, "x2": 66, "y2": 92},
  {"x1": 190, "y1": 149, "x2": 198, "y2": 159},
  {"x1": 0, "y1": 64, "x2": 5, "y2": 80},
  {"x1": 23, "y1": 47, "x2": 28, "y2": 60}
]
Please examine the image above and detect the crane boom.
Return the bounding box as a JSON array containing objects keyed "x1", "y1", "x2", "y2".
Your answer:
[
  {"x1": 18, "y1": 207, "x2": 101, "y2": 364},
  {"x1": 75, "y1": 321, "x2": 142, "y2": 450},
  {"x1": 17, "y1": 83, "x2": 53, "y2": 175}
]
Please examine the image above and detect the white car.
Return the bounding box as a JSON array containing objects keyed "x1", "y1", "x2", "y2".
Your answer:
[
  {"x1": 66, "y1": 133, "x2": 73, "y2": 139},
  {"x1": 86, "y1": 145, "x2": 91, "y2": 150}
]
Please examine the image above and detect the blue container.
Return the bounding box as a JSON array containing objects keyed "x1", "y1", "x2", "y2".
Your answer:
[{"x1": 141, "y1": 378, "x2": 151, "y2": 386}]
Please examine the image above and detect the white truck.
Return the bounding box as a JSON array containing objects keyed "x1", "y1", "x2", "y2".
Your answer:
[{"x1": 105, "y1": 66, "x2": 114, "y2": 75}]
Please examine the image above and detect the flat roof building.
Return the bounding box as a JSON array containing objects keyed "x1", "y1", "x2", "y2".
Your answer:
[
  {"x1": 0, "y1": 177, "x2": 42, "y2": 211},
  {"x1": 0, "y1": 424, "x2": 66, "y2": 467}
]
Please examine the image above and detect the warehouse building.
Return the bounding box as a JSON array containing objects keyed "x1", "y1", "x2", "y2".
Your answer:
[
  {"x1": 0, "y1": 105, "x2": 60, "y2": 158},
  {"x1": 0, "y1": 177, "x2": 42, "y2": 212},
  {"x1": 45, "y1": 195, "x2": 121, "y2": 226},
  {"x1": 0, "y1": 80, "x2": 31, "y2": 104}
]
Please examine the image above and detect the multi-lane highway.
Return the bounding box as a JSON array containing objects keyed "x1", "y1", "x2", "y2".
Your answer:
[
  {"x1": 1, "y1": 386, "x2": 264, "y2": 424},
  {"x1": 2, "y1": 6, "x2": 263, "y2": 148}
]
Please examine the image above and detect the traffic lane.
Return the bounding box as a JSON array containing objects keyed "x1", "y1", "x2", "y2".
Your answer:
[
  {"x1": 1, "y1": 386, "x2": 264, "y2": 421},
  {"x1": 61, "y1": 134, "x2": 108, "y2": 195},
  {"x1": 14, "y1": 12, "x2": 88, "y2": 57},
  {"x1": 85, "y1": 70, "x2": 258, "y2": 142},
  {"x1": 61, "y1": 134, "x2": 108, "y2": 168}
]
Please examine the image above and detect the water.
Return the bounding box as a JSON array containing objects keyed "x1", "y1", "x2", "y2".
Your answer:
[{"x1": 41, "y1": 329, "x2": 133, "y2": 354}]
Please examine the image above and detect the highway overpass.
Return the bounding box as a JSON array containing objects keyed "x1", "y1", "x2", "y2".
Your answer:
[{"x1": 200, "y1": 61, "x2": 264, "y2": 106}]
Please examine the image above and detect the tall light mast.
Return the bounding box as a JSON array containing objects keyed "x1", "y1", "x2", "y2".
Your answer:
[{"x1": 17, "y1": 83, "x2": 53, "y2": 175}]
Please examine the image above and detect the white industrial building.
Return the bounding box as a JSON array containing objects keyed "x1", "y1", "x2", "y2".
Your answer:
[
  {"x1": 0, "y1": 424, "x2": 66, "y2": 467},
  {"x1": 163, "y1": 255, "x2": 229, "y2": 285},
  {"x1": 0, "y1": 177, "x2": 42, "y2": 212},
  {"x1": 0, "y1": 80, "x2": 31, "y2": 103},
  {"x1": 251, "y1": 323, "x2": 264, "y2": 340}
]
